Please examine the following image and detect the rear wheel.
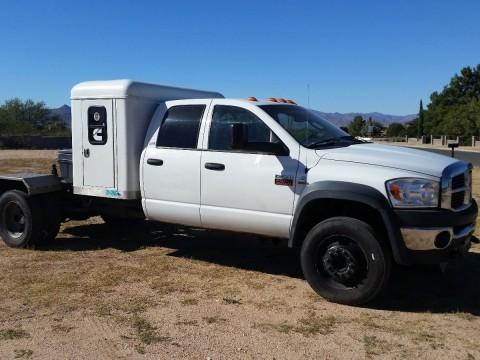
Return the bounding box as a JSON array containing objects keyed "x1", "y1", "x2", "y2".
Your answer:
[
  {"x1": 0, "y1": 190, "x2": 43, "y2": 248},
  {"x1": 300, "y1": 216, "x2": 391, "y2": 305}
]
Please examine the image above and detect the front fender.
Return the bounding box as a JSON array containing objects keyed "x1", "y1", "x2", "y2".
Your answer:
[{"x1": 290, "y1": 181, "x2": 409, "y2": 264}]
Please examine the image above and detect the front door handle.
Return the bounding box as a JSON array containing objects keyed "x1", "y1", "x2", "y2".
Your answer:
[
  {"x1": 205, "y1": 162, "x2": 225, "y2": 171},
  {"x1": 147, "y1": 158, "x2": 163, "y2": 166}
]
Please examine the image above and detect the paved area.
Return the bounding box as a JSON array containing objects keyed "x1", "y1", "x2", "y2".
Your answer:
[
  {"x1": 413, "y1": 148, "x2": 480, "y2": 167},
  {"x1": 373, "y1": 142, "x2": 480, "y2": 167}
]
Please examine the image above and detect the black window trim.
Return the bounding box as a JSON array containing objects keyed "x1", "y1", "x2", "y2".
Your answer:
[
  {"x1": 207, "y1": 104, "x2": 289, "y2": 156},
  {"x1": 155, "y1": 104, "x2": 206, "y2": 150}
]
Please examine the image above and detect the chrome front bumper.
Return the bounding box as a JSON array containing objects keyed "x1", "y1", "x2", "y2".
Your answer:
[{"x1": 401, "y1": 223, "x2": 476, "y2": 251}]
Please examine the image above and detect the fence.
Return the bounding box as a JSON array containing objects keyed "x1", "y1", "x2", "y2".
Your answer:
[
  {"x1": 0, "y1": 136, "x2": 71, "y2": 149},
  {"x1": 407, "y1": 136, "x2": 426, "y2": 145},
  {"x1": 373, "y1": 135, "x2": 479, "y2": 148},
  {"x1": 472, "y1": 136, "x2": 480, "y2": 148}
]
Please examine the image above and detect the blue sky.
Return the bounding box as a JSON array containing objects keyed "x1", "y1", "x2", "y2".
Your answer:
[{"x1": 0, "y1": 0, "x2": 479, "y2": 115}]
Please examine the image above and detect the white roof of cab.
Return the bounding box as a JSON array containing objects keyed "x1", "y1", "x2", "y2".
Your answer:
[{"x1": 71, "y1": 79, "x2": 224, "y2": 100}]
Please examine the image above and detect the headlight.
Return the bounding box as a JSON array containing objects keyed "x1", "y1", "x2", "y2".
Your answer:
[{"x1": 386, "y1": 178, "x2": 439, "y2": 208}]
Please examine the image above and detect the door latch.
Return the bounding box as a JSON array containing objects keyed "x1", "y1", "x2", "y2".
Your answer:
[{"x1": 83, "y1": 148, "x2": 90, "y2": 158}]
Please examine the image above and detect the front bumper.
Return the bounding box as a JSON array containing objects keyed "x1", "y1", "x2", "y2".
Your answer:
[
  {"x1": 400, "y1": 223, "x2": 475, "y2": 251},
  {"x1": 394, "y1": 199, "x2": 478, "y2": 264}
]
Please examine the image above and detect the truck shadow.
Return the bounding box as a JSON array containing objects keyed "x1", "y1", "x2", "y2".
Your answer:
[
  {"x1": 51, "y1": 221, "x2": 304, "y2": 278},
  {"x1": 373, "y1": 255, "x2": 480, "y2": 315},
  {"x1": 46, "y1": 221, "x2": 480, "y2": 316}
]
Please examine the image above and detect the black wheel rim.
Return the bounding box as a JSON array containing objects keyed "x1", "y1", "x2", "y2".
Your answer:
[
  {"x1": 315, "y1": 235, "x2": 368, "y2": 289},
  {"x1": 3, "y1": 201, "x2": 25, "y2": 238}
]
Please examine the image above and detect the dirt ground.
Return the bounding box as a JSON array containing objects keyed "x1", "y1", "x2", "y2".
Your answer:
[{"x1": 0, "y1": 150, "x2": 479, "y2": 360}]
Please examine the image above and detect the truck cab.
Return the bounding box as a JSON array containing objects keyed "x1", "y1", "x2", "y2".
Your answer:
[{"x1": 0, "y1": 80, "x2": 477, "y2": 306}]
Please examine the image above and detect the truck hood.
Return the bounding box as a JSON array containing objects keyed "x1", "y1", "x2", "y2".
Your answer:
[{"x1": 317, "y1": 143, "x2": 458, "y2": 178}]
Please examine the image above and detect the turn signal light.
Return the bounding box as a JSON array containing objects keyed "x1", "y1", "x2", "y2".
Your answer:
[{"x1": 388, "y1": 184, "x2": 402, "y2": 201}]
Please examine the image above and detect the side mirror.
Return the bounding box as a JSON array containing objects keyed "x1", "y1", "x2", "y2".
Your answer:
[
  {"x1": 256, "y1": 142, "x2": 290, "y2": 156},
  {"x1": 230, "y1": 122, "x2": 289, "y2": 156}
]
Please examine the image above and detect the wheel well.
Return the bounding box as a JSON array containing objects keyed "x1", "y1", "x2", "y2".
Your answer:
[
  {"x1": 0, "y1": 179, "x2": 28, "y2": 196},
  {"x1": 292, "y1": 198, "x2": 389, "y2": 249}
]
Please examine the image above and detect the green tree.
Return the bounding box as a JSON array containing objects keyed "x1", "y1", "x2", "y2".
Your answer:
[
  {"x1": 423, "y1": 64, "x2": 480, "y2": 143},
  {"x1": 386, "y1": 122, "x2": 406, "y2": 137},
  {"x1": 347, "y1": 115, "x2": 366, "y2": 137},
  {"x1": 418, "y1": 100, "x2": 424, "y2": 138},
  {"x1": 405, "y1": 118, "x2": 419, "y2": 138},
  {"x1": 0, "y1": 98, "x2": 69, "y2": 136}
]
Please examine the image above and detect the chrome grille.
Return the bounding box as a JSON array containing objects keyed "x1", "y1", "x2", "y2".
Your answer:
[
  {"x1": 441, "y1": 162, "x2": 472, "y2": 211},
  {"x1": 451, "y1": 191, "x2": 465, "y2": 209},
  {"x1": 451, "y1": 173, "x2": 465, "y2": 190},
  {"x1": 451, "y1": 173, "x2": 466, "y2": 209}
]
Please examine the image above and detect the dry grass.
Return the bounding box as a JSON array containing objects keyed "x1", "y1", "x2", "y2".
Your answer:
[
  {"x1": 13, "y1": 349, "x2": 33, "y2": 359},
  {"x1": 254, "y1": 312, "x2": 337, "y2": 337},
  {"x1": 0, "y1": 329, "x2": 30, "y2": 341},
  {"x1": 0, "y1": 150, "x2": 479, "y2": 359}
]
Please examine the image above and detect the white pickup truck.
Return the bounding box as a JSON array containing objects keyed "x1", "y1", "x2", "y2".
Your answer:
[{"x1": 0, "y1": 80, "x2": 477, "y2": 305}]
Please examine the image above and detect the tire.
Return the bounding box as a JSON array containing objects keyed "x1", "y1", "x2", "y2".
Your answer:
[
  {"x1": 300, "y1": 216, "x2": 391, "y2": 305},
  {"x1": 0, "y1": 190, "x2": 44, "y2": 248}
]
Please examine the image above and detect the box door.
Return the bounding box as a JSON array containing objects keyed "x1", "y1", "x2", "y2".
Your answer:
[{"x1": 81, "y1": 99, "x2": 115, "y2": 188}]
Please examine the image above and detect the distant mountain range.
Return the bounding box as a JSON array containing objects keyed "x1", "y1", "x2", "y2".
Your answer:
[
  {"x1": 312, "y1": 111, "x2": 416, "y2": 127},
  {"x1": 49, "y1": 105, "x2": 72, "y2": 127},
  {"x1": 49, "y1": 105, "x2": 416, "y2": 128}
]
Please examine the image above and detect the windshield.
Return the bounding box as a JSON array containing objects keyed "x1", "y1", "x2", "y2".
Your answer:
[{"x1": 259, "y1": 105, "x2": 354, "y2": 148}]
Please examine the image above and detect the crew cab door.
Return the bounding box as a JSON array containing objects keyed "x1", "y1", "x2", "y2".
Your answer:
[
  {"x1": 200, "y1": 100, "x2": 301, "y2": 238},
  {"x1": 142, "y1": 100, "x2": 209, "y2": 227}
]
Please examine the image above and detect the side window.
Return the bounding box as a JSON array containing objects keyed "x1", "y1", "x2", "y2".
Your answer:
[
  {"x1": 156, "y1": 105, "x2": 206, "y2": 149},
  {"x1": 88, "y1": 106, "x2": 108, "y2": 145},
  {"x1": 209, "y1": 105, "x2": 280, "y2": 152}
]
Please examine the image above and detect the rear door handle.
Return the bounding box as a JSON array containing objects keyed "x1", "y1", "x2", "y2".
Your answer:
[
  {"x1": 147, "y1": 158, "x2": 163, "y2": 166},
  {"x1": 205, "y1": 162, "x2": 225, "y2": 171}
]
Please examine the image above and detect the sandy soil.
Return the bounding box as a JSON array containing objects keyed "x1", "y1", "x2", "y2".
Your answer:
[
  {"x1": 0, "y1": 150, "x2": 58, "y2": 160},
  {"x1": 0, "y1": 150, "x2": 479, "y2": 359}
]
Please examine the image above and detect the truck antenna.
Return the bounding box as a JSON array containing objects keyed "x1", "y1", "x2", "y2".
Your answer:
[{"x1": 307, "y1": 83, "x2": 310, "y2": 107}]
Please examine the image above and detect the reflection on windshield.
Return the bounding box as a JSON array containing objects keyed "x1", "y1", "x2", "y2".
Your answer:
[{"x1": 259, "y1": 105, "x2": 356, "y2": 148}]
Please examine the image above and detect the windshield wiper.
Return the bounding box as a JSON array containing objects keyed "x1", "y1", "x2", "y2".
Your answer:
[
  {"x1": 306, "y1": 136, "x2": 361, "y2": 148},
  {"x1": 306, "y1": 138, "x2": 339, "y2": 148}
]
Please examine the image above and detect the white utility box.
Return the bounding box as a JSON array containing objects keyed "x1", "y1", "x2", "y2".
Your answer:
[{"x1": 70, "y1": 80, "x2": 223, "y2": 199}]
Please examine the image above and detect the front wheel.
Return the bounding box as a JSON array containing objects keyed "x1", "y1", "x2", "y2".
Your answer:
[{"x1": 300, "y1": 216, "x2": 391, "y2": 305}]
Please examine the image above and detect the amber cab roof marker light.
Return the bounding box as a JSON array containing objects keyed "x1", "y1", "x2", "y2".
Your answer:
[
  {"x1": 267, "y1": 97, "x2": 278, "y2": 102},
  {"x1": 246, "y1": 96, "x2": 258, "y2": 102},
  {"x1": 286, "y1": 99, "x2": 297, "y2": 105}
]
